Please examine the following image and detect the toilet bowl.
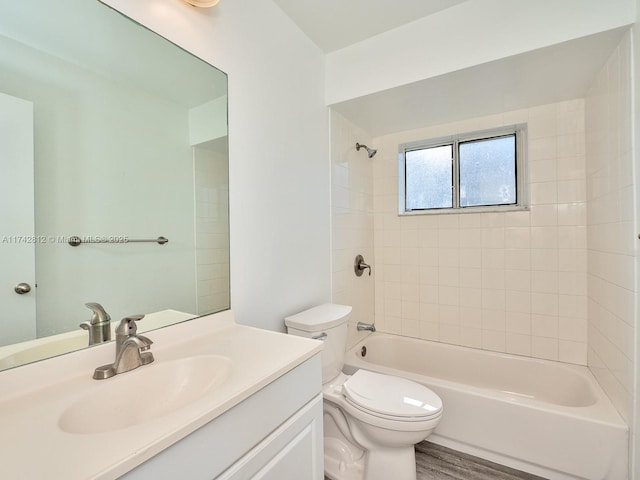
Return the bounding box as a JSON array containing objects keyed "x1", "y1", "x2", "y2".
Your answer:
[{"x1": 285, "y1": 304, "x2": 443, "y2": 480}]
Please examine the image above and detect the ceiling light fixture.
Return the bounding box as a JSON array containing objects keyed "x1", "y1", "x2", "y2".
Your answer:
[{"x1": 183, "y1": 0, "x2": 220, "y2": 7}]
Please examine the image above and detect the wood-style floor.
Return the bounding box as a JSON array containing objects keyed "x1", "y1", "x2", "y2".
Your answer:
[
  {"x1": 325, "y1": 441, "x2": 548, "y2": 480},
  {"x1": 415, "y1": 442, "x2": 547, "y2": 480}
]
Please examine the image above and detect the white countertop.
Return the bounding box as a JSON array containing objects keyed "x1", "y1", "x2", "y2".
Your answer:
[{"x1": 0, "y1": 310, "x2": 322, "y2": 479}]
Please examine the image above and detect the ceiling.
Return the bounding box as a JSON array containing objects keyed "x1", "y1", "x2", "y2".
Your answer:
[{"x1": 272, "y1": 0, "x2": 467, "y2": 53}]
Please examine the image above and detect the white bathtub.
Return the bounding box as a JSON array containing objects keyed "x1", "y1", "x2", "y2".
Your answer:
[{"x1": 343, "y1": 333, "x2": 628, "y2": 480}]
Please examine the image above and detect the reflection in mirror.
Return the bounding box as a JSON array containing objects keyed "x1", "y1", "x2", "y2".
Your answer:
[{"x1": 0, "y1": 0, "x2": 229, "y2": 370}]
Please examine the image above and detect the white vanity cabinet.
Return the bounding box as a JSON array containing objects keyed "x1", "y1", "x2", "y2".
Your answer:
[
  {"x1": 217, "y1": 393, "x2": 322, "y2": 480},
  {"x1": 122, "y1": 354, "x2": 324, "y2": 480}
]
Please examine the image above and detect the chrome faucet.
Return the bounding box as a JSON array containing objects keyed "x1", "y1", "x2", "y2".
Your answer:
[
  {"x1": 357, "y1": 322, "x2": 376, "y2": 332},
  {"x1": 93, "y1": 315, "x2": 154, "y2": 380},
  {"x1": 79, "y1": 302, "x2": 111, "y2": 346}
]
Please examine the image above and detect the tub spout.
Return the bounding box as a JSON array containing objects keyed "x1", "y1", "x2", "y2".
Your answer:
[{"x1": 356, "y1": 322, "x2": 376, "y2": 332}]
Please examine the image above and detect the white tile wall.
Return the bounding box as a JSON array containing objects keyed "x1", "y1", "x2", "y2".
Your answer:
[
  {"x1": 194, "y1": 146, "x2": 230, "y2": 315},
  {"x1": 585, "y1": 32, "x2": 635, "y2": 423},
  {"x1": 371, "y1": 100, "x2": 588, "y2": 364},
  {"x1": 330, "y1": 110, "x2": 375, "y2": 348}
]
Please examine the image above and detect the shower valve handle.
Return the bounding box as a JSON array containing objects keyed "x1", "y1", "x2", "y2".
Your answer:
[{"x1": 354, "y1": 255, "x2": 371, "y2": 277}]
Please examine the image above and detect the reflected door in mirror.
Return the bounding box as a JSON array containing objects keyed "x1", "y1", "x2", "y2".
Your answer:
[{"x1": 0, "y1": 92, "x2": 36, "y2": 345}]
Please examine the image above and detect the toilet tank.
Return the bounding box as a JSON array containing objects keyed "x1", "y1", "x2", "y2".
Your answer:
[{"x1": 285, "y1": 304, "x2": 352, "y2": 384}]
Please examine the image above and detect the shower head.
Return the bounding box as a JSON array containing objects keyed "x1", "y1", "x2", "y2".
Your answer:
[{"x1": 356, "y1": 142, "x2": 377, "y2": 158}]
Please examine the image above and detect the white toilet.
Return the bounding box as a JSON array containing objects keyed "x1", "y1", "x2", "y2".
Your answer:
[{"x1": 285, "y1": 304, "x2": 443, "y2": 480}]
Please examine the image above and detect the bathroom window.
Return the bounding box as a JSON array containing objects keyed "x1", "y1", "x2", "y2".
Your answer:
[{"x1": 399, "y1": 125, "x2": 527, "y2": 214}]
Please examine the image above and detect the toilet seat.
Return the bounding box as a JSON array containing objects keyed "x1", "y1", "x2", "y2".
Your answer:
[{"x1": 343, "y1": 370, "x2": 442, "y2": 421}]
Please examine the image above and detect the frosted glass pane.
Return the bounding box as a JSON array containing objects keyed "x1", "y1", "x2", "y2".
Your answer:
[
  {"x1": 459, "y1": 135, "x2": 516, "y2": 207},
  {"x1": 405, "y1": 145, "x2": 453, "y2": 210}
]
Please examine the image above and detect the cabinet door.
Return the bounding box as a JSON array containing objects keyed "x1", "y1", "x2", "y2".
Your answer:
[
  {"x1": 219, "y1": 394, "x2": 323, "y2": 480},
  {"x1": 253, "y1": 420, "x2": 320, "y2": 480}
]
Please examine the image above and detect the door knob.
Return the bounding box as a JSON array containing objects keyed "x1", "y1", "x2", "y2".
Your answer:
[{"x1": 14, "y1": 282, "x2": 31, "y2": 294}]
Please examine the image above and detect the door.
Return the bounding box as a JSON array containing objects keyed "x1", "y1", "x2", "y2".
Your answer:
[{"x1": 0, "y1": 92, "x2": 36, "y2": 345}]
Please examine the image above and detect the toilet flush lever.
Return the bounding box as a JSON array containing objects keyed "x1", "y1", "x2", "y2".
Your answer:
[{"x1": 354, "y1": 254, "x2": 371, "y2": 277}]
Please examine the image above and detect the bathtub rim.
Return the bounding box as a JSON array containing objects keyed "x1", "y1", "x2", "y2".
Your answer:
[{"x1": 344, "y1": 332, "x2": 627, "y2": 428}]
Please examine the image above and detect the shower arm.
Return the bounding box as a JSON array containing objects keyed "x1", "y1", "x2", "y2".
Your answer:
[{"x1": 355, "y1": 142, "x2": 377, "y2": 158}]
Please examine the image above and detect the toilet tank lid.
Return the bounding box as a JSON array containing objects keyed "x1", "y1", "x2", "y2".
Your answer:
[{"x1": 284, "y1": 304, "x2": 352, "y2": 332}]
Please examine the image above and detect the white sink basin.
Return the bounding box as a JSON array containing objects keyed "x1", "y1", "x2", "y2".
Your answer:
[{"x1": 58, "y1": 354, "x2": 232, "y2": 434}]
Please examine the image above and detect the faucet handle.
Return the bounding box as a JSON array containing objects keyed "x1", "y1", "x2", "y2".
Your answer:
[
  {"x1": 84, "y1": 302, "x2": 111, "y2": 324},
  {"x1": 79, "y1": 321, "x2": 94, "y2": 344},
  {"x1": 116, "y1": 314, "x2": 145, "y2": 336},
  {"x1": 354, "y1": 254, "x2": 372, "y2": 277}
]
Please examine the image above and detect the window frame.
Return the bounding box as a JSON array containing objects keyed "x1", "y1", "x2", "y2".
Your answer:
[{"x1": 398, "y1": 124, "x2": 528, "y2": 215}]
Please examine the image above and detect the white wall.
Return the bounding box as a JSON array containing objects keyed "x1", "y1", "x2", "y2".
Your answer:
[
  {"x1": 330, "y1": 110, "x2": 374, "y2": 348},
  {"x1": 633, "y1": 2, "x2": 640, "y2": 478},
  {"x1": 586, "y1": 27, "x2": 636, "y2": 430},
  {"x1": 585, "y1": 30, "x2": 638, "y2": 479},
  {"x1": 189, "y1": 96, "x2": 227, "y2": 146},
  {"x1": 325, "y1": 0, "x2": 635, "y2": 105},
  {"x1": 370, "y1": 101, "x2": 588, "y2": 364},
  {"x1": 102, "y1": 0, "x2": 331, "y2": 331}
]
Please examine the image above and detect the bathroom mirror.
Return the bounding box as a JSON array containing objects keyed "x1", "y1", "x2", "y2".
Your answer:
[{"x1": 0, "y1": 0, "x2": 229, "y2": 369}]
